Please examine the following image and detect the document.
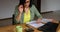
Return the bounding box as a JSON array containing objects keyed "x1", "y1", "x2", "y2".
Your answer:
[
  {"x1": 26, "y1": 21, "x2": 44, "y2": 28},
  {"x1": 41, "y1": 18, "x2": 52, "y2": 23},
  {"x1": 26, "y1": 18, "x2": 52, "y2": 28}
]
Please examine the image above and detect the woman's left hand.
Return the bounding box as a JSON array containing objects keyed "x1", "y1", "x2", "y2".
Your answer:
[{"x1": 36, "y1": 18, "x2": 42, "y2": 24}]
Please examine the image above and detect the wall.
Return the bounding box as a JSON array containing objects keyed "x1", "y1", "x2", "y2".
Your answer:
[
  {"x1": 41, "y1": 0, "x2": 60, "y2": 12},
  {"x1": 0, "y1": 0, "x2": 60, "y2": 19},
  {"x1": 0, "y1": 0, "x2": 19, "y2": 19},
  {"x1": 0, "y1": 0, "x2": 37, "y2": 19}
]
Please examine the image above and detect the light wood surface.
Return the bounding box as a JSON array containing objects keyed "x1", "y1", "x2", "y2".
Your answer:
[
  {"x1": 0, "y1": 22, "x2": 60, "y2": 32},
  {"x1": 57, "y1": 23, "x2": 60, "y2": 32},
  {"x1": 0, "y1": 24, "x2": 42, "y2": 32}
]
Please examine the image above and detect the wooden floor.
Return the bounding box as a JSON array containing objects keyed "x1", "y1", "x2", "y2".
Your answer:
[{"x1": 42, "y1": 11, "x2": 60, "y2": 21}]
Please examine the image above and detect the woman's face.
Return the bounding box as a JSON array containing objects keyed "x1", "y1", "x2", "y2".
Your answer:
[{"x1": 24, "y1": 0, "x2": 30, "y2": 7}]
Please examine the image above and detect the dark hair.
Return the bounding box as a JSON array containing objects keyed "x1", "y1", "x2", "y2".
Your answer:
[{"x1": 18, "y1": 0, "x2": 33, "y2": 7}]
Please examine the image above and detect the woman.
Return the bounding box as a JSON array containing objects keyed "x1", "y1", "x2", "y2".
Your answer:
[{"x1": 14, "y1": 0, "x2": 55, "y2": 24}]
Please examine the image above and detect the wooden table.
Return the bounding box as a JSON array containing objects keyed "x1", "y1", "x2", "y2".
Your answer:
[
  {"x1": 0, "y1": 24, "x2": 43, "y2": 32},
  {"x1": 57, "y1": 23, "x2": 60, "y2": 32},
  {"x1": 0, "y1": 22, "x2": 60, "y2": 32}
]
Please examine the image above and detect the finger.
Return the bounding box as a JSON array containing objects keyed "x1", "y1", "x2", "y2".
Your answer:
[{"x1": 19, "y1": 5, "x2": 23, "y2": 9}]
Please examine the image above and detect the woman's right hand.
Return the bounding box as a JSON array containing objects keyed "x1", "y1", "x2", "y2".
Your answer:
[{"x1": 18, "y1": 5, "x2": 23, "y2": 14}]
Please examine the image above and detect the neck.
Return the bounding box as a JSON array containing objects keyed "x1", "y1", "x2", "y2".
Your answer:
[{"x1": 24, "y1": 7, "x2": 29, "y2": 13}]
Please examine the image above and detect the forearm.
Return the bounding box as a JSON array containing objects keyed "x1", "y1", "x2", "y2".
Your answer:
[{"x1": 15, "y1": 12, "x2": 22, "y2": 22}]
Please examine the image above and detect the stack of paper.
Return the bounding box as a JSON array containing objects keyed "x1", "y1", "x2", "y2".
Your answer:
[
  {"x1": 26, "y1": 18, "x2": 52, "y2": 28},
  {"x1": 26, "y1": 21, "x2": 44, "y2": 28}
]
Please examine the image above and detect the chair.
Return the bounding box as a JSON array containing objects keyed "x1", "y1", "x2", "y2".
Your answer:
[{"x1": 12, "y1": 14, "x2": 15, "y2": 25}]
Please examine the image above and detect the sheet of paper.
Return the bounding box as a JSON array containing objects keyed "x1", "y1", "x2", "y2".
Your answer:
[
  {"x1": 41, "y1": 18, "x2": 52, "y2": 23},
  {"x1": 26, "y1": 21, "x2": 44, "y2": 28}
]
